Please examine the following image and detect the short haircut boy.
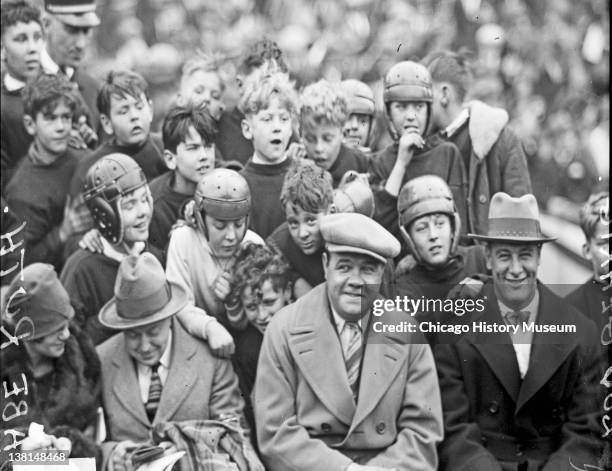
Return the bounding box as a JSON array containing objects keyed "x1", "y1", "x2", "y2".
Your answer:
[
  {"x1": 181, "y1": 55, "x2": 226, "y2": 94},
  {"x1": 238, "y1": 38, "x2": 288, "y2": 76},
  {"x1": 280, "y1": 160, "x2": 334, "y2": 213},
  {"x1": 422, "y1": 50, "x2": 473, "y2": 103},
  {"x1": 162, "y1": 102, "x2": 218, "y2": 153},
  {"x1": 1, "y1": 0, "x2": 40, "y2": 36},
  {"x1": 96, "y1": 69, "x2": 149, "y2": 117},
  {"x1": 579, "y1": 192, "x2": 609, "y2": 241},
  {"x1": 299, "y1": 80, "x2": 348, "y2": 132},
  {"x1": 238, "y1": 66, "x2": 298, "y2": 117},
  {"x1": 23, "y1": 72, "x2": 77, "y2": 118},
  {"x1": 234, "y1": 242, "x2": 291, "y2": 300}
]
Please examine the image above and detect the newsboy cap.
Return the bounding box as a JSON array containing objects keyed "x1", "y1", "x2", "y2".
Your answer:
[{"x1": 320, "y1": 213, "x2": 400, "y2": 264}]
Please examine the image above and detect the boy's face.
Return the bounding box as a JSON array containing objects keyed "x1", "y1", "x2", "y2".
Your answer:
[
  {"x1": 389, "y1": 101, "x2": 428, "y2": 137},
  {"x1": 285, "y1": 203, "x2": 327, "y2": 255},
  {"x1": 102, "y1": 92, "x2": 152, "y2": 147},
  {"x1": 119, "y1": 185, "x2": 153, "y2": 244},
  {"x1": 583, "y1": 221, "x2": 609, "y2": 279},
  {"x1": 165, "y1": 125, "x2": 214, "y2": 187},
  {"x1": 302, "y1": 123, "x2": 343, "y2": 171},
  {"x1": 242, "y1": 96, "x2": 292, "y2": 164},
  {"x1": 204, "y1": 215, "x2": 247, "y2": 258},
  {"x1": 179, "y1": 70, "x2": 225, "y2": 120},
  {"x1": 408, "y1": 213, "x2": 453, "y2": 267},
  {"x1": 25, "y1": 101, "x2": 72, "y2": 157},
  {"x1": 342, "y1": 113, "x2": 372, "y2": 148},
  {"x1": 1, "y1": 21, "x2": 43, "y2": 81},
  {"x1": 242, "y1": 280, "x2": 290, "y2": 333},
  {"x1": 44, "y1": 16, "x2": 93, "y2": 69}
]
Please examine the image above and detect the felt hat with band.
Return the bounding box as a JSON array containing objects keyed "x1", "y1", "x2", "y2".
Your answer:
[
  {"x1": 99, "y1": 253, "x2": 187, "y2": 330},
  {"x1": 468, "y1": 192, "x2": 556, "y2": 243},
  {"x1": 45, "y1": 0, "x2": 100, "y2": 27}
]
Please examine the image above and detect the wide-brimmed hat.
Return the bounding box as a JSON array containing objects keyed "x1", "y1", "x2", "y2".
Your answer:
[
  {"x1": 99, "y1": 253, "x2": 187, "y2": 330},
  {"x1": 45, "y1": 0, "x2": 100, "y2": 27},
  {"x1": 3, "y1": 264, "x2": 74, "y2": 340},
  {"x1": 469, "y1": 192, "x2": 557, "y2": 243}
]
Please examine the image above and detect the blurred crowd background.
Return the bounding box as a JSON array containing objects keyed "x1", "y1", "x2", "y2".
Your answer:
[{"x1": 80, "y1": 0, "x2": 610, "y2": 220}]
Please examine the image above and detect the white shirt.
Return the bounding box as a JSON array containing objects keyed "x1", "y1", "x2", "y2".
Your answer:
[
  {"x1": 40, "y1": 48, "x2": 75, "y2": 79},
  {"x1": 3, "y1": 73, "x2": 26, "y2": 92},
  {"x1": 442, "y1": 108, "x2": 470, "y2": 138},
  {"x1": 136, "y1": 329, "x2": 173, "y2": 403},
  {"x1": 498, "y1": 290, "x2": 539, "y2": 379},
  {"x1": 330, "y1": 304, "x2": 362, "y2": 357}
]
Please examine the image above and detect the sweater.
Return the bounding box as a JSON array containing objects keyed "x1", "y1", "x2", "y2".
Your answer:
[
  {"x1": 327, "y1": 143, "x2": 370, "y2": 188},
  {"x1": 5, "y1": 146, "x2": 84, "y2": 270},
  {"x1": 240, "y1": 157, "x2": 293, "y2": 239},
  {"x1": 60, "y1": 244, "x2": 164, "y2": 345},
  {"x1": 267, "y1": 222, "x2": 325, "y2": 287},
  {"x1": 148, "y1": 171, "x2": 191, "y2": 252},
  {"x1": 369, "y1": 140, "x2": 468, "y2": 248}
]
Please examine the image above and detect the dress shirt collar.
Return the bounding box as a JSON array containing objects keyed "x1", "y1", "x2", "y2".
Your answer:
[
  {"x1": 442, "y1": 107, "x2": 470, "y2": 138},
  {"x1": 41, "y1": 48, "x2": 75, "y2": 79},
  {"x1": 3, "y1": 73, "x2": 26, "y2": 92},
  {"x1": 498, "y1": 288, "x2": 540, "y2": 326}
]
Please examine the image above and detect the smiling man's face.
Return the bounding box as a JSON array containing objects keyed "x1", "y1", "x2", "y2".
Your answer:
[{"x1": 486, "y1": 242, "x2": 541, "y2": 310}]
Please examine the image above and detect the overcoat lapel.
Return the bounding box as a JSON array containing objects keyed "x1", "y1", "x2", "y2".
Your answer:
[
  {"x1": 155, "y1": 319, "x2": 198, "y2": 422},
  {"x1": 288, "y1": 285, "x2": 356, "y2": 426},
  {"x1": 516, "y1": 284, "x2": 575, "y2": 412},
  {"x1": 111, "y1": 340, "x2": 150, "y2": 428},
  {"x1": 468, "y1": 283, "x2": 521, "y2": 402}
]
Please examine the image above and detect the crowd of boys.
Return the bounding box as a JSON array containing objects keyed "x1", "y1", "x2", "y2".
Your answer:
[{"x1": 1, "y1": 0, "x2": 609, "y2": 470}]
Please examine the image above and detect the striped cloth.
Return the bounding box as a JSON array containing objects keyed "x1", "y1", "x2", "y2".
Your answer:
[
  {"x1": 145, "y1": 363, "x2": 163, "y2": 422},
  {"x1": 342, "y1": 321, "x2": 363, "y2": 400}
]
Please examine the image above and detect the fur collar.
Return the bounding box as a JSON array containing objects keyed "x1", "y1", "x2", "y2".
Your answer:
[{"x1": 465, "y1": 100, "x2": 509, "y2": 160}]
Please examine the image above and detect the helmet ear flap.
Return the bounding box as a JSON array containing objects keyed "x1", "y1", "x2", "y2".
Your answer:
[
  {"x1": 399, "y1": 224, "x2": 422, "y2": 264},
  {"x1": 89, "y1": 197, "x2": 123, "y2": 244},
  {"x1": 451, "y1": 212, "x2": 461, "y2": 254}
]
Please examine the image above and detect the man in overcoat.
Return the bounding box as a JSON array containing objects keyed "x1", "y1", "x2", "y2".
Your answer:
[
  {"x1": 435, "y1": 193, "x2": 603, "y2": 471},
  {"x1": 254, "y1": 212, "x2": 444, "y2": 471}
]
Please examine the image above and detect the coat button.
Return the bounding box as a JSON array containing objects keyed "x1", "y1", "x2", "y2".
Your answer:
[
  {"x1": 488, "y1": 401, "x2": 499, "y2": 414},
  {"x1": 479, "y1": 194, "x2": 487, "y2": 204},
  {"x1": 321, "y1": 423, "x2": 332, "y2": 432},
  {"x1": 376, "y1": 422, "x2": 386, "y2": 434}
]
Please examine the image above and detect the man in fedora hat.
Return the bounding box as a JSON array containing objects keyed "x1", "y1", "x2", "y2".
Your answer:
[
  {"x1": 41, "y1": 0, "x2": 102, "y2": 145},
  {"x1": 435, "y1": 193, "x2": 602, "y2": 471},
  {"x1": 96, "y1": 253, "x2": 250, "y2": 471},
  {"x1": 254, "y1": 212, "x2": 443, "y2": 471}
]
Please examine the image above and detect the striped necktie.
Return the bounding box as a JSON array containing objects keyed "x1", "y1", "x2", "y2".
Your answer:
[
  {"x1": 342, "y1": 321, "x2": 363, "y2": 400},
  {"x1": 145, "y1": 364, "x2": 163, "y2": 422},
  {"x1": 505, "y1": 311, "x2": 529, "y2": 327}
]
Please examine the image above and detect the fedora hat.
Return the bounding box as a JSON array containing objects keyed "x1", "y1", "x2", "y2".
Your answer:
[
  {"x1": 468, "y1": 192, "x2": 557, "y2": 243},
  {"x1": 99, "y1": 253, "x2": 187, "y2": 330}
]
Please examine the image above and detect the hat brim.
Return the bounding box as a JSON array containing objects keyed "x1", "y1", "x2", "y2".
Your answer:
[
  {"x1": 53, "y1": 12, "x2": 100, "y2": 27},
  {"x1": 468, "y1": 234, "x2": 557, "y2": 243},
  {"x1": 98, "y1": 282, "x2": 188, "y2": 330},
  {"x1": 326, "y1": 243, "x2": 387, "y2": 264}
]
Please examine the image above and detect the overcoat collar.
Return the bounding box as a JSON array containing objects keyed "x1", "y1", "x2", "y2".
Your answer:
[{"x1": 110, "y1": 318, "x2": 198, "y2": 427}]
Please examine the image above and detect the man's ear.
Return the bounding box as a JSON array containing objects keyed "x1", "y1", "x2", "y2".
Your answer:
[
  {"x1": 484, "y1": 245, "x2": 492, "y2": 271},
  {"x1": 100, "y1": 114, "x2": 114, "y2": 136},
  {"x1": 581, "y1": 242, "x2": 592, "y2": 261},
  {"x1": 241, "y1": 118, "x2": 252, "y2": 140},
  {"x1": 41, "y1": 15, "x2": 52, "y2": 33},
  {"x1": 440, "y1": 84, "x2": 451, "y2": 107},
  {"x1": 23, "y1": 114, "x2": 36, "y2": 136},
  {"x1": 163, "y1": 149, "x2": 177, "y2": 171}
]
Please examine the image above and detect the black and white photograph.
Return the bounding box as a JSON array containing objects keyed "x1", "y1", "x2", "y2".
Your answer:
[{"x1": 0, "y1": 0, "x2": 609, "y2": 470}]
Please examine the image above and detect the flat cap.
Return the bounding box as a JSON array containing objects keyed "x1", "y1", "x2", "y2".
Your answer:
[{"x1": 320, "y1": 213, "x2": 400, "y2": 264}]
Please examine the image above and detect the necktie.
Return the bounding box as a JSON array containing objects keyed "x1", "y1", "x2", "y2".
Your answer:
[
  {"x1": 505, "y1": 310, "x2": 529, "y2": 326},
  {"x1": 145, "y1": 364, "x2": 162, "y2": 422},
  {"x1": 342, "y1": 322, "x2": 363, "y2": 400}
]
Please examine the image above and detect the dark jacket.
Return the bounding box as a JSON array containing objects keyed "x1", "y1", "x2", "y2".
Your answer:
[
  {"x1": 432, "y1": 101, "x2": 532, "y2": 235},
  {"x1": 0, "y1": 84, "x2": 32, "y2": 191},
  {"x1": 435, "y1": 282, "x2": 603, "y2": 471},
  {"x1": 0, "y1": 323, "x2": 101, "y2": 463}
]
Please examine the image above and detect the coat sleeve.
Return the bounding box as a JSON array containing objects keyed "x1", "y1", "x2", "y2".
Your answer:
[
  {"x1": 495, "y1": 127, "x2": 532, "y2": 196},
  {"x1": 541, "y1": 336, "x2": 603, "y2": 471},
  {"x1": 365, "y1": 342, "x2": 444, "y2": 471},
  {"x1": 254, "y1": 319, "x2": 354, "y2": 471},
  {"x1": 435, "y1": 344, "x2": 504, "y2": 471},
  {"x1": 209, "y1": 356, "x2": 248, "y2": 426},
  {"x1": 444, "y1": 145, "x2": 469, "y2": 237}
]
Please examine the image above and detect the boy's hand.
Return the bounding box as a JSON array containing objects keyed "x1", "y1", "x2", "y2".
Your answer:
[
  {"x1": 78, "y1": 228, "x2": 104, "y2": 253},
  {"x1": 59, "y1": 196, "x2": 93, "y2": 242},
  {"x1": 213, "y1": 271, "x2": 233, "y2": 302},
  {"x1": 396, "y1": 130, "x2": 424, "y2": 167},
  {"x1": 285, "y1": 142, "x2": 306, "y2": 160},
  {"x1": 205, "y1": 321, "x2": 235, "y2": 358}
]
